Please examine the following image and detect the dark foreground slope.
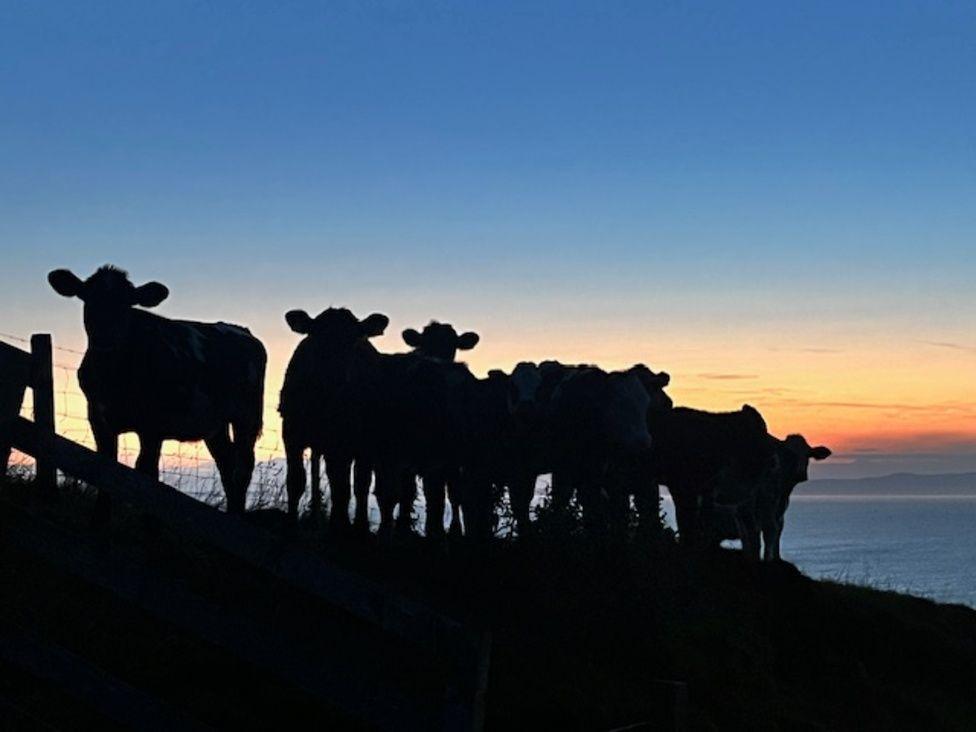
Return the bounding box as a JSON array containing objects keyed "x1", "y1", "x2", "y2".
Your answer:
[{"x1": 2, "y1": 478, "x2": 974, "y2": 731}]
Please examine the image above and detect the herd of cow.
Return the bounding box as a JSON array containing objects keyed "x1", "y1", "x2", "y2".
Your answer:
[{"x1": 46, "y1": 265, "x2": 831, "y2": 560}]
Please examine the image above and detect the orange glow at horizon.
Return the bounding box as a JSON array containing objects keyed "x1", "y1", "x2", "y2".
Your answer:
[{"x1": 16, "y1": 322, "x2": 975, "y2": 470}]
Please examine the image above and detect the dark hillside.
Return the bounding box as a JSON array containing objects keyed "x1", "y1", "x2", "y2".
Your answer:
[{"x1": 2, "y1": 476, "x2": 974, "y2": 731}]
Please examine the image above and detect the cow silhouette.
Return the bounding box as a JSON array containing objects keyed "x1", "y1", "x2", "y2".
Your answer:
[
  {"x1": 757, "y1": 434, "x2": 831, "y2": 560},
  {"x1": 279, "y1": 307, "x2": 389, "y2": 527},
  {"x1": 304, "y1": 320, "x2": 480, "y2": 535},
  {"x1": 400, "y1": 321, "x2": 480, "y2": 538},
  {"x1": 547, "y1": 364, "x2": 671, "y2": 536},
  {"x1": 648, "y1": 405, "x2": 773, "y2": 556},
  {"x1": 48, "y1": 266, "x2": 266, "y2": 514}
]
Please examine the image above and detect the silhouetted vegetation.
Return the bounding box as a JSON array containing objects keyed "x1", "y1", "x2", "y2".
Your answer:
[{"x1": 3, "y1": 473, "x2": 974, "y2": 731}]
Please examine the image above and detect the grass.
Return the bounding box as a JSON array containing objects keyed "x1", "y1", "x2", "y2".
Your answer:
[{"x1": 2, "y1": 472, "x2": 975, "y2": 730}]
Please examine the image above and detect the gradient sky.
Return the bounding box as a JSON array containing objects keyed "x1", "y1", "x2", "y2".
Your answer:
[{"x1": 2, "y1": 2, "x2": 974, "y2": 478}]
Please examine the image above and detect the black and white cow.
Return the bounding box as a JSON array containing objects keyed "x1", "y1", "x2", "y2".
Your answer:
[
  {"x1": 48, "y1": 266, "x2": 266, "y2": 514},
  {"x1": 279, "y1": 307, "x2": 389, "y2": 526},
  {"x1": 755, "y1": 434, "x2": 831, "y2": 560}
]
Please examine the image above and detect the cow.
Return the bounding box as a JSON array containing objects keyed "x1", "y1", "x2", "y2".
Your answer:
[
  {"x1": 303, "y1": 319, "x2": 480, "y2": 536},
  {"x1": 448, "y1": 367, "x2": 551, "y2": 540},
  {"x1": 545, "y1": 364, "x2": 672, "y2": 536},
  {"x1": 279, "y1": 307, "x2": 389, "y2": 528},
  {"x1": 281, "y1": 308, "x2": 477, "y2": 539},
  {"x1": 397, "y1": 321, "x2": 481, "y2": 537},
  {"x1": 755, "y1": 434, "x2": 831, "y2": 560},
  {"x1": 402, "y1": 321, "x2": 480, "y2": 362},
  {"x1": 365, "y1": 353, "x2": 477, "y2": 539},
  {"x1": 495, "y1": 361, "x2": 581, "y2": 529},
  {"x1": 47, "y1": 266, "x2": 266, "y2": 515},
  {"x1": 646, "y1": 405, "x2": 773, "y2": 558}
]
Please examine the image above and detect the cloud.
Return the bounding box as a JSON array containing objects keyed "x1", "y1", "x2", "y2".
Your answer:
[
  {"x1": 766, "y1": 346, "x2": 843, "y2": 354},
  {"x1": 785, "y1": 400, "x2": 976, "y2": 414},
  {"x1": 920, "y1": 340, "x2": 976, "y2": 353},
  {"x1": 695, "y1": 372, "x2": 758, "y2": 380}
]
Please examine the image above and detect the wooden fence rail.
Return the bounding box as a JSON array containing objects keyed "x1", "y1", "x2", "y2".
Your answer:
[{"x1": 0, "y1": 334, "x2": 489, "y2": 731}]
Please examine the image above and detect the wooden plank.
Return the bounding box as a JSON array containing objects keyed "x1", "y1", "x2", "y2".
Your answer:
[
  {"x1": 0, "y1": 624, "x2": 210, "y2": 731},
  {"x1": 30, "y1": 334, "x2": 56, "y2": 490},
  {"x1": 0, "y1": 341, "x2": 30, "y2": 475},
  {"x1": 0, "y1": 504, "x2": 444, "y2": 731},
  {"x1": 6, "y1": 416, "x2": 490, "y2": 730}
]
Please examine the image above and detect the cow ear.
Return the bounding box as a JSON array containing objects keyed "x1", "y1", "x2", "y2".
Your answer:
[
  {"x1": 132, "y1": 282, "x2": 169, "y2": 308},
  {"x1": 632, "y1": 365, "x2": 670, "y2": 391},
  {"x1": 360, "y1": 313, "x2": 389, "y2": 338},
  {"x1": 809, "y1": 446, "x2": 831, "y2": 461},
  {"x1": 285, "y1": 310, "x2": 313, "y2": 334},
  {"x1": 48, "y1": 269, "x2": 84, "y2": 298},
  {"x1": 402, "y1": 328, "x2": 423, "y2": 348},
  {"x1": 457, "y1": 331, "x2": 480, "y2": 350},
  {"x1": 649, "y1": 370, "x2": 670, "y2": 389}
]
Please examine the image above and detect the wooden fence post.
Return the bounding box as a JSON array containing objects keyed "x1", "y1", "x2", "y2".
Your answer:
[
  {"x1": 30, "y1": 334, "x2": 55, "y2": 490},
  {"x1": 0, "y1": 341, "x2": 31, "y2": 479}
]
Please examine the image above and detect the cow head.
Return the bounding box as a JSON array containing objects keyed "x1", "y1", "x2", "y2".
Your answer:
[
  {"x1": 48, "y1": 266, "x2": 169, "y2": 350},
  {"x1": 603, "y1": 369, "x2": 655, "y2": 455},
  {"x1": 285, "y1": 307, "x2": 389, "y2": 350},
  {"x1": 508, "y1": 361, "x2": 543, "y2": 419},
  {"x1": 781, "y1": 434, "x2": 832, "y2": 484},
  {"x1": 402, "y1": 321, "x2": 479, "y2": 362},
  {"x1": 626, "y1": 364, "x2": 673, "y2": 416}
]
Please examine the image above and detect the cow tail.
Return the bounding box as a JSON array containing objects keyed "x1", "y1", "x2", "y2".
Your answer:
[{"x1": 251, "y1": 339, "x2": 268, "y2": 439}]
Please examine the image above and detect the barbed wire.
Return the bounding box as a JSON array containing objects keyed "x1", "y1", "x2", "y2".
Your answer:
[{"x1": 3, "y1": 330, "x2": 293, "y2": 510}]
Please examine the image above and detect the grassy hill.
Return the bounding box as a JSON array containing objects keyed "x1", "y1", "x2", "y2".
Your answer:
[{"x1": 2, "y1": 475, "x2": 974, "y2": 731}]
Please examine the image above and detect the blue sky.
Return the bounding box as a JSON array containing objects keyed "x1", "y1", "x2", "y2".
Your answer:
[{"x1": 2, "y1": 2, "x2": 974, "y2": 476}]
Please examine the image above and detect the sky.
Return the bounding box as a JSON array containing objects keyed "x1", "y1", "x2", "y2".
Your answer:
[{"x1": 2, "y1": 1, "x2": 974, "y2": 479}]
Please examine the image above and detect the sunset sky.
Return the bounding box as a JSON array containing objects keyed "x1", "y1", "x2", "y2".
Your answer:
[{"x1": 2, "y1": 2, "x2": 974, "y2": 478}]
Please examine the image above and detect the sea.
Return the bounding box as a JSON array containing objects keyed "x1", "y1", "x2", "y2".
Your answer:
[{"x1": 661, "y1": 494, "x2": 976, "y2": 608}]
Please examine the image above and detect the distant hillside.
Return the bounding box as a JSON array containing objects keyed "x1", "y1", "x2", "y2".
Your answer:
[{"x1": 804, "y1": 472, "x2": 976, "y2": 496}]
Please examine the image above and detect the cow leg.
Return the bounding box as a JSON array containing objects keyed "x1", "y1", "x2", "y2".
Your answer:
[
  {"x1": 283, "y1": 444, "x2": 306, "y2": 521},
  {"x1": 735, "y1": 509, "x2": 761, "y2": 561},
  {"x1": 325, "y1": 456, "x2": 352, "y2": 530},
  {"x1": 579, "y1": 480, "x2": 607, "y2": 537},
  {"x1": 549, "y1": 469, "x2": 573, "y2": 512},
  {"x1": 460, "y1": 473, "x2": 493, "y2": 543},
  {"x1": 395, "y1": 473, "x2": 417, "y2": 535},
  {"x1": 607, "y1": 484, "x2": 630, "y2": 542},
  {"x1": 421, "y1": 470, "x2": 447, "y2": 539},
  {"x1": 228, "y1": 420, "x2": 258, "y2": 514},
  {"x1": 759, "y1": 505, "x2": 778, "y2": 561},
  {"x1": 765, "y1": 517, "x2": 784, "y2": 562},
  {"x1": 634, "y1": 481, "x2": 661, "y2": 535},
  {"x1": 509, "y1": 476, "x2": 534, "y2": 537},
  {"x1": 374, "y1": 468, "x2": 400, "y2": 541},
  {"x1": 135, "y1": 435, "x2": 162, "y2": 482},
  {"x1": 89, "y1": 414, "x2": 119, "y2": 526},
  {"x1": 309, "y1": 451, "x2": 323, "y2": 512},
  {"x1": 671, "y1": 488, "x2": 699, "y2": 547},
  {"x1": 205, "y1": 428, "x2": 237, "y2": 511},
  {"x1": 447, "y1": 480, "x2": 464, "y2": 538},
  {"x1": 353, "y1": 459, "x2": 372, "y2": 530},
  {"x1": 89, "y1": 407, "x2": 118, "y2": 462}
]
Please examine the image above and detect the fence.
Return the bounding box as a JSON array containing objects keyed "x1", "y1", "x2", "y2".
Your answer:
[
  {"x1": 0, "y1": 331, "x2": 290, "y2": 508},
  {"x1": 0, "y1": 332, "x2": 491, "y2": 730}
]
